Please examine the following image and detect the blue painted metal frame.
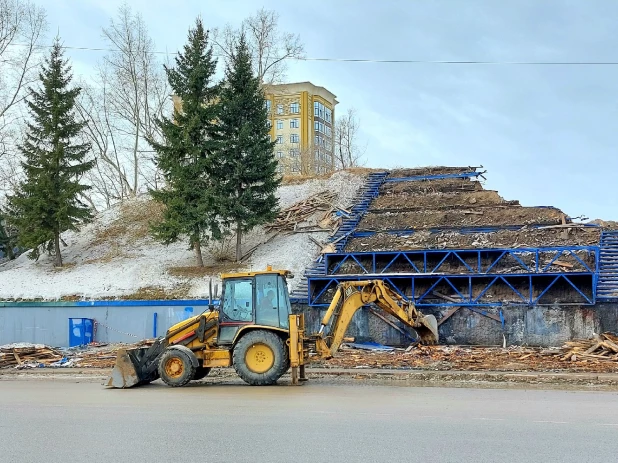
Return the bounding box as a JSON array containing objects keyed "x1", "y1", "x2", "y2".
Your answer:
[
  {"x1": 324, "y1": 246, "x2": 598, "y2": 276},
  {"x1": 307, "y1": 272, "x2": 596, "y2": 307}
]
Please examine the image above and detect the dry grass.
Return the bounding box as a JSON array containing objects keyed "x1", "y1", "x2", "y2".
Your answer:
[
  {"x1": 168, "y1": 262, "x2": 241, "y2": 277},
  {"x1": 84, "y1": 243, "x2": 133, "y2": 264},
  {"x1": 91, "y1": 199, "x2": 165, "y2": 247},
  {"x1": 53, "y1": 262, "x2": 77, "y2": 271},
  {"x1": 121, "y1": 285, "x2": 191, "y2": 300}
]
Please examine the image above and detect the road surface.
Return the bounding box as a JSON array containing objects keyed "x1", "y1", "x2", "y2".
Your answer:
[{"x1": 1, "y1": 378, "x2": 617, "y2": 462}]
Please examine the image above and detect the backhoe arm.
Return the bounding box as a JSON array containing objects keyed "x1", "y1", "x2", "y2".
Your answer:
[{"x1": 314, "y1": 280, "x2": 438, "y2": 359}]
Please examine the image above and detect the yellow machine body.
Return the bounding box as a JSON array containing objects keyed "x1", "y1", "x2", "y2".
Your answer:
[{"x1": 106, "y1": 269, "x2": 438, "y2": 388}]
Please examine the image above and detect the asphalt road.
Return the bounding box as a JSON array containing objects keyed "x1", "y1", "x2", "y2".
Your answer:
[{"x1": 1, "y1": 378, "x2": 618, "y2": 463}]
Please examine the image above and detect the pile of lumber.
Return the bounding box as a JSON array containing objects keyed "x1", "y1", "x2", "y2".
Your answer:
[
  {"x1": 266, "y1": 191, "x2": 339, "y2": 232},
  {"x1": 560, "y1": 333, "x2": 618, "y2": 362},
  {"x1": 0, "y1": 344, "x2": 63, "y2": 368}
]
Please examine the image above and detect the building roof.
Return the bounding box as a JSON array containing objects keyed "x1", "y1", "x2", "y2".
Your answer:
[{"x1": 264, "y1": 81, "x2": 338, "y2": 106}]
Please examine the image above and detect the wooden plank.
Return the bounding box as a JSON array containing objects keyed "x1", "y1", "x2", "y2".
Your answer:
[{"x1": 438, "y1": 307, "x2": 461, "y2": 326}]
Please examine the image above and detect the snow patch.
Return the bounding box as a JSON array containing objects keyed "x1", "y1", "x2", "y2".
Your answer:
[{"x1": 0, "y1": 172, "x2": 365, "y2": 300}]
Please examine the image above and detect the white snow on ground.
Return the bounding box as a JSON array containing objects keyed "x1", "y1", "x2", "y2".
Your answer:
[{"x1": 0, "y1": 171, "x2": 365, "y2": 300}]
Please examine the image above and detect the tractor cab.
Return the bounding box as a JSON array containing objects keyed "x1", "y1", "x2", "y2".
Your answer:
[{"x1": 217, "y1": 268, "x2": 293, "y2": 345}]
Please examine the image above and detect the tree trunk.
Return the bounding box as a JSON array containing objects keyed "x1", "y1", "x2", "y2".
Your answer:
[
  {"x1": 7, "y1": 246, "x2": 14, "y2": 260},
  {"x1": 194, "y1": 239, "x2": 204, "y2": 267},
  {"x1": 54, "y1": 233, "x2": 63, "y2": 267},
  {"x1": 236, "y1": 223, "x2": 242, "y2": 262}
]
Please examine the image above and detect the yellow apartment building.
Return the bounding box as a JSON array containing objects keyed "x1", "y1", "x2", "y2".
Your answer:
[{"x1": 263, "y1": 82, "x2": 338, "y2": 175}]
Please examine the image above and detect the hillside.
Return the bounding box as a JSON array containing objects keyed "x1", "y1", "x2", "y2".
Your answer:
[{"x1": 0, "y1": 171, "x2": 364, "y2": 300}]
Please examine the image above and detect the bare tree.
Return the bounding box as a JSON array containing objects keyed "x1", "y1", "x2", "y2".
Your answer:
[
  {"x1": 213, "y1": 8, "x2": 305, "y2": 84},
  {"x1": 0, "y1": 0, "x2": 46, "y2": 193},
  {"x1": 94, "y1": 3, "x2": 169, "y2": 198},
  {"x1": 334, "y1": 108, "x2": 366, "y2": 170},
  {"x1": 0, "y1": 0, "x2": 47, "y2": 142}
]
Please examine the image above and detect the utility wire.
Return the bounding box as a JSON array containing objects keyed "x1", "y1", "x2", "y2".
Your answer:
[{"x1": 6, "y1": 42, "x2": 618, "y2": 65}]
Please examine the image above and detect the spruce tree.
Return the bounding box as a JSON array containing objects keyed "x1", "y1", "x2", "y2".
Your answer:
[
  {"x1": 216, "y1": 35, "x2": 280, "y2": 261},
  {"x1": 7, "y1": 39, "x2": 93, "y2": 267},
  {"x1": 149, "y1": 18, "x2": 221, "y2": 267}
]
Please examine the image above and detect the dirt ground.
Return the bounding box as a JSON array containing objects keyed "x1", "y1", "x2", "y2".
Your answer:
[
  {"x1": 345, "y1": 227, "x2": 601, "y2": 252},
  {"x1": 380, "y1": 178, "x2": 484, "y2": 195},
  {"x1": 371, "y1": 190, "x2": 515, "y2": 210},
  {"x1": 357, "y1": 207, "x2": 564, "y2": 231}
]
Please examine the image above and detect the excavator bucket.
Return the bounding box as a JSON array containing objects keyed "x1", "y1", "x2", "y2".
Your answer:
[
  {"x1": 414, "y1": 314, "x2": 439, "y2": 345},
  {"x1": 106, "y1": 339, "x2": 166, "y2": 388}
]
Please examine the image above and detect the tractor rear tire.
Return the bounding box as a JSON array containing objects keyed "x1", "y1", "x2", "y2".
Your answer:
[
  {"x1": 158, "y1": 347, "x2": 197, "y2": 387},
  {"x1": 233, "y1": 330, "x2": 289, "y2": 386},
  {"x1": 192, "y1": 367, "x2": 211, "y2": 381}
]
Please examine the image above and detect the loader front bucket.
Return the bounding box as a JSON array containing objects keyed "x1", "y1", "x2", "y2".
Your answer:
[
  {"x1": 106, "y1": 339, "x2": 166, "y2": 388},
  {"x1": 414, "y1": 314, "x2": 439, "y2": 345}
]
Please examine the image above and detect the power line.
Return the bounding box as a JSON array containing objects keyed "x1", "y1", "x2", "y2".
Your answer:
[{"x1": 7, "y1": 42, "x2": 618, "y2": 65}]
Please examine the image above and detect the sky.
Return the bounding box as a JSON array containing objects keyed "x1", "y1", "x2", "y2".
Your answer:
[{"x1": 31, "y1": 0, "x2": 618, "y2": 219}]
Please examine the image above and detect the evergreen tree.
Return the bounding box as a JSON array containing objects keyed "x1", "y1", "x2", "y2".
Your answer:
[
  {"x1": 7, "y1": 39, "x2": 93, "y2": 267},
  {"x1": 149, "y1": 18, "x2": 221, "y2": 267},
  {"x1": 215, "y1": 34, "x2": 280, "y2": 261}
]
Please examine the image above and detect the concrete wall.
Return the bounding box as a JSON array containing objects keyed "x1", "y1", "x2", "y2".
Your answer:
[
  {"x1": 293, "y1": 303, "x2": 618, "y2": 347},
  {"x1": 0, "y1": 300, "x2": 212, "y2": 347},
  {"x1": 3, "y1": 300, "x2": 618, "y2": 348}
]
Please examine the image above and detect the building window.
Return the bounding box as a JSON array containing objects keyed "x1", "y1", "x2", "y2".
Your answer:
[
  {"x1": 266, "y1": 120, "x2": 272, "y2": 129},
  {"x1": 290, "y1": 102, "x2": 300, "y2": 114},
  {"x1": 277, "y1": 104, "x2": 284, "y2": 115},
  {"x1": 315, "y1": 135, "x2": 319, "y2": 145},
  {"x1": 277, "y1": 151, "x2": 283, "y2": 158},
  {"x1": 314, "y1": 121, "x2": 319, "y2": 131},
  {"x1": 325, "y1": 108, "x2": 332, "y2": 123},
  {"x1": 289, "y1": 148, "x2": 300, "y2": 157},
  {"x1": 314, "y1": 101, "x2": 319, "y2": 116},
  {"x1": 290, "y1": 134, "x2": 299, "y2": 143},
  {"x1": 326, "y1": 126, "x2": 331, "y2": 137},
  {"x1": 276, "y1": 135, "x2": 283, "y2": 144},
  {"x1": 290, "y1": 118, "x2": 299, "y2": 129},
  {"x1": 276, "y1": 120, "x2": 283, "y2": 130},
  {"x1": 265, "y1": 100, "x2": 271, "y2": 112}
]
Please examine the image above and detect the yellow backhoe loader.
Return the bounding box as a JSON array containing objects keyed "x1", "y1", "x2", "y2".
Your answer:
[{"x1": 106, "y1": 267, "x2": 438, "y2": 388}]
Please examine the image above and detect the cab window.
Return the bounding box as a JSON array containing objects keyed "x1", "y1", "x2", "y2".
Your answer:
[{"x1": 221, "y1": 278, "x2": 253, "y2": 322}]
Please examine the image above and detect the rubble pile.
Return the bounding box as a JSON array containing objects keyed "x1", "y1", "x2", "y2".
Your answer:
[
  {"x1": 0, "y1": 344, "x2": 63, "y2": 368},
  {"x1": 559, "y1": 332, "x2": 618, "y2": 362},
  {"x1": 0, "y1": 340, "x2": 155, "y2": 369},
  {"x1": 314, "y1": 342, "x2": 618, "y2": 373}
]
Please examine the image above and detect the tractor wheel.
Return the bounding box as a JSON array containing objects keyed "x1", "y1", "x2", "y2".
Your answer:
[
  {"x1": 158, "y1": 347, "x2": 197, "y2": 387},
  {"x1": 192, "y1": 367, "x2": 211, "y2": 381},
  {"x1": 233, "y1": 330, "x2": 289, "y2": 386}
]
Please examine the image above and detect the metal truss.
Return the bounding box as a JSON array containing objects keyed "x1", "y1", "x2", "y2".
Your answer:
[
  {"x1": 307, "y1": 272, "x2": 596, "y2": 307},
  {"x1": 324, "y1": 246, "x2": 598, "y2": 276}
]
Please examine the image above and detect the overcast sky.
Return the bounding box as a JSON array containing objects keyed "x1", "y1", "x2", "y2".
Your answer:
[{"x1": 33, "y1": 0, "x2": 618, "y2": 219}]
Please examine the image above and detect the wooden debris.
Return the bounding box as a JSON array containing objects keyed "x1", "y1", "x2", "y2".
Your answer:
[
  {"x1": 558, "y1": 333, "x2": 618, "y2": 363},
  {"x1": 0, "y1": 345, "x2": 63, "y2": 368},
  {"x1": 266, "y1": 191, "x2": 339, "y2": 232}
]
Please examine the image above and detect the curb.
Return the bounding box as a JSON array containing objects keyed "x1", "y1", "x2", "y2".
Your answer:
[{"x1": 2, "y1": 367, "x2": 618, "y2": 384}]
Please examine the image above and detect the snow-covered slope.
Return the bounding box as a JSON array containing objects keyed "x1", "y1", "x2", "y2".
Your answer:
[{"x1": 0, "y1": 171, "x2": 364, "y2": 300}]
